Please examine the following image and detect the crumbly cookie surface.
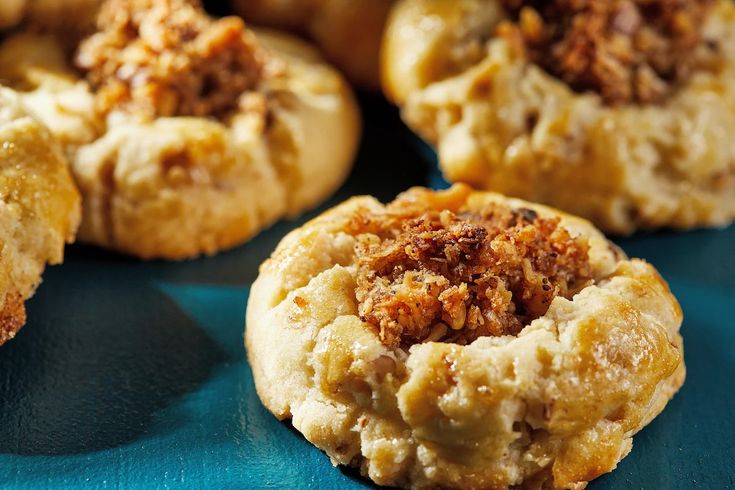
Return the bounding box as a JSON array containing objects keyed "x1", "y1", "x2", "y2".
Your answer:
[
  {"x1": 0, "y1": 0, "x2": 359, "y2": 259},
  {"x1": 246, "y1": 185, "x2": 685, "y2": 489},
  {"x1": 497, "y1": 0, "x2": 714, "y2": 105},
  {"x1": 0, "y1": 88, "x2": 80, "y2": 345},
  {"x1": 77, "y1": 0, "x2": 269, "y2": 120},
  {"x1": 383, "y1": 0, "x2": 735, "y2": 233},
  {"x1": 351, "y1": 201, "x2": 592, "y2": 346}
]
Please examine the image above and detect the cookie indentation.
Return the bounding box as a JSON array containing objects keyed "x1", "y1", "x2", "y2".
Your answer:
[
  {"x1": 498, "y1": 0, "x2": 714, "y2": 104},
  {"x1": 76, "y1": 0, "x2": 269, "y2": 119}
]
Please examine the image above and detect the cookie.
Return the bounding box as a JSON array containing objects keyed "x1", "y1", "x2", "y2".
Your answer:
[
  {"x1": 247, "y1": 184, "x2": 685, "y2": 489},
  {"x1": 231, "y1": 0, "x2": 394, "y2": 89},
  {"x1": 383, "y1": 0, "x2": 735, "y2": 233},
  {"x1": 0, "y1": 0, "x2": 100, "y2": 34},
  {"x1": 0, "y1": 0, "x2": 360, "y2": 259},
  {"x1": 0, "y1": 0, "x2": 24, "y2": 30},
  {"x1": 0, "y1": 88, "x2": 81, "y2": 345}
]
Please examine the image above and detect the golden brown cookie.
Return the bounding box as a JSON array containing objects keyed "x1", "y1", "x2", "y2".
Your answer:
[
  {"x1": 0, "y1": 87, "x2": 81, "y2": 345},
  {"x1": 247, "y1": 184, "x2": 685, "y2": 489},
  {"x1": 0, "y1": 0, "x2": 101, "y2": 34},
  {"x1": 231, "y1": 0, "x2": 394, "y2": 89},
  {"x1": 0, "y1": 0, "x2": 360, "y2": 259},
  {"x1": 383, "y1": 0, "x2": 735, "y2": 234},
  {"x1": 0, "y1": 0, "x2": 24, "y2": 29}
]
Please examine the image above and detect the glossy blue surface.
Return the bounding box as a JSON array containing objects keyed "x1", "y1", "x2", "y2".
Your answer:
[{"x1": 0, "y1": 95, "x2": 733, "y2": 489}]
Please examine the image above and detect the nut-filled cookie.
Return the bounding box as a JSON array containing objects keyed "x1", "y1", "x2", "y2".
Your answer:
[
  {"x1": 0, "y1": 88, "x2": 80, "y2": 345},
  {"x1": 246, "y1": 184, "x2": 685, "y2": 489},
  {"x1": 383, "y1": 0, "x2": 735, "y2": 233},
  {"x1": 0, "y1": 0, "x2": 360, "y2": 259}
]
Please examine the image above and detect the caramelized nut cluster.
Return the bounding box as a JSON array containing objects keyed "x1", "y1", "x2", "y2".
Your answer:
[
  {"x1": 352, "y1": 203, "x2": 592, "y2": 348},
  {"x1": 76, "y1": 0, "x2": 268, "y2": 119},
  {"x1": 498, "y1": 0, "x2": 714, "y2": 105}
]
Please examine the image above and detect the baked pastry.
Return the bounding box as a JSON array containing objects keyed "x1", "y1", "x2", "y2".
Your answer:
[
  {"x1": 0, "y1": 0, "x2": 100, "y2": 34},
  {"x1": 231, "y1": 0, "x2": 394, "y2": 89},
  {"x1": 383, "y1": 0, "x2": 735, "y2": 233},
  {"x1": 0, "y1": 0, "x2": 360, "y2": 259},
  {"x1": 0, "y1": 0, "x2": 24, "y2": 30},
  {"x1": 247, "y1": 184, "x2": 685, "y2": 489},
  {"x1": 0, "y1": 88, "x2": 81, "y2": 345}
]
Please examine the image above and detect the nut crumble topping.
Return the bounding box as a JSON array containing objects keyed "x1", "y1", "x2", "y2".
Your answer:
[
  {"x1": 0, "y1": 292, "x2": 26, "y2": 346},
  {"x1": 498, "y1": 0, "x2": 715, "y2": 105},
  {"x1": 75, "y1": 0, "x2": 269, "y2": 119},
  {"x1": 351, "y1": 202, "x2": 592, "y2": 347}
]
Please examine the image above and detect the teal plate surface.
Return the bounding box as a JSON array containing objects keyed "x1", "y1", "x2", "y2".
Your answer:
[{"x1": 0, "y1": 95, "x2": 733, "y2": 489}]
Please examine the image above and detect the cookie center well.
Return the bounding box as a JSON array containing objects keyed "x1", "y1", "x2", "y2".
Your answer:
[
  {"x1": 351, "y1": 203, "x2": 593, "y2": 348},
  {"x1": 75, "y1": 0, "x2": 269, "y2": 120},
  {"x1": 497, "y1": 0, "x2": 715, "y2": 105}
]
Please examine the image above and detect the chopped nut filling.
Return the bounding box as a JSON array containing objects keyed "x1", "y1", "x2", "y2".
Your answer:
[
  {"x1": 75, "y1": 0, "x2": 268, "y2": 119},
  {"x1": 498, "y1": 0, "x2": 714, "y2": 105},
  {"x1": 351, "y1": 203, "x2": 592, "y2": 347}
]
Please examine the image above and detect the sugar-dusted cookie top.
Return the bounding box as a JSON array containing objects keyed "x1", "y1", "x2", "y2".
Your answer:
[{"x1": 0, "y1": 88, "x2": 80, "y2": 345}]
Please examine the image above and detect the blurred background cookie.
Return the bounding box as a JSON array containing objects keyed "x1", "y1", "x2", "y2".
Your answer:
[
  {"x1": 0, "y1": 88, "x2": 80, "y2": 345},
  {"x1": 247, "y1": 184, "x2": 685, "y2": 489},
  {"x1": 383, "y1": 0, "x2": 735, "y2": 233},
  {"x1": 230, "y1": 0, "x2": 394, "y2": 89},
  {"x1": 0, "y1": 0, "x2": 101, "y2": 40},
  {"x1": 26, "y1": 0, "x2": 101, "y2": 35},
  {"x1": 0, "y1": 0, "x2": 24, "y2": 30},
  {"x1": 0, "y1": 0, "x2": 360, "y2": 259}
]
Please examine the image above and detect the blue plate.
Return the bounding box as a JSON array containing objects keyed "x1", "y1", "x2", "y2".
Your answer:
[{"x1": 1, "y1": 95, "x2": 733, "y2": 489}]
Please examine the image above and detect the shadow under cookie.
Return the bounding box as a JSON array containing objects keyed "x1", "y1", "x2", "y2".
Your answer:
[{"x1": 0, "y1": 265, "x2": 227, "y2": 456}]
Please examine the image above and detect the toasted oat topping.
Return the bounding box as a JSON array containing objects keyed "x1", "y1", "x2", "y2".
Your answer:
[
  {"x1": 75, "y1": 0, "x2": 268, "y2": 119},
  {"x1": 498, "y1": 0, "x2": 714, "y2": 105},
  {"x1": 351, "y1": 202, "x2": 592, "y2": 347}
]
